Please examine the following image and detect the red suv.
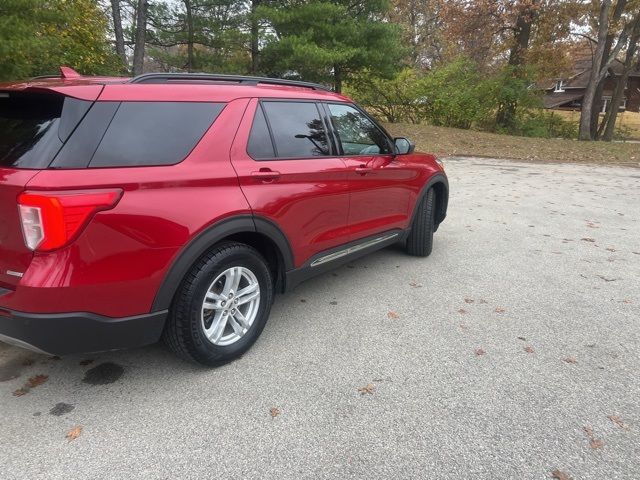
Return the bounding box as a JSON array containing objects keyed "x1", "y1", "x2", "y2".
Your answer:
[{"x1": 0, "y1": 68, "x2": 448, "y2": 365}]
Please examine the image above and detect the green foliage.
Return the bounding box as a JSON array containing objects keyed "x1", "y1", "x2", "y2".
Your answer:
[
  {"x1": 344, "y1": 68, "x2": 425, "y2": 123},
  {"x1": 147, "y1": 0, "x2": 250, "y2": 73},
  {"x1": 418, "y1": 58, "x2": 496, "y2": 129},
  {"x1": 347, "y1": 57, "x2": 577, "y2": 139},
  {"x1": 509, "y1": 109, "x2": 579, "y2": 139},
  {"x1": 0, "y1": 0, "x2": 120, "y2": 81},
  {"x1": 258, "y1": 0, "x2": 405, "y2": 91}
]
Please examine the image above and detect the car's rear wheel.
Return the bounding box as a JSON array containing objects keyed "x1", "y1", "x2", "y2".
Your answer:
[
  {"x1": 405, "y1": 188, "x2": 436, "y2": 257},
  {"x1": 163, "y1": 242, "x2": 273, "y2": 365}
]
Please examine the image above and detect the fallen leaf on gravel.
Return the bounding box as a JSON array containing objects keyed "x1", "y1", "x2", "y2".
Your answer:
[
  {"x1": 28, "y1": 375, "x2": 48, "y2": 388},
  {"x1": 66, "y1": 426, "x2": 82, "y2": 441},
  {"x1": 12, "y1": 374, "x2": 49, "y2": 396},
  {"x1": 597, "y1": 275, "x2": 616, "y2": 282},
  {"x1": 387, "y1": 311, "x2": 400, "y2": 319},
  {"x1": 551, "y1": 470, "x2": 573, "y2": 480},
  {"x1": 475, "y1": 348, "x2": 486, "y2": 356},
  {"x1": 358, "y1": 384, "x2": 375, "y2": 396},
  {"x1": 563, "y1": 357, "x2": 578, "y2": 364},
  {"x1": 583, "y1": 426, "x2": 604, "y2": 449},
  {"x1": 269, "y1": 407, "x2": 281, "y2": 418},
  {"x1": 581, "y1": 238, "x2": 596, "y2": 242},
  {"x1": 495, "y1": 307, "x2": 505, "y2": 313},
  {"x1": 607, "y1": 415, "x2": 628, "y2": 429},
  {"x1": 524, "y1": 346, "x2": 534, "y2": 354},
  {"x1": 457, "y1": 309, "x2": 468, "y2": 314},
  {"x1": 464, "y1": 298, "x2": 474, "y2": 304}
]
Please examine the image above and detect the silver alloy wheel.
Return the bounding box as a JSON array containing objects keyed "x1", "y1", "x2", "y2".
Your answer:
[{"x1": 201, "y1": 266, "x2": 261, "y2": 346}]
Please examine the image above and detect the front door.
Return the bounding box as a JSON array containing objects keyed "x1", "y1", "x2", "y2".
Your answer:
[{"x1": 325, "y1": 103, "x2": 414, "y2": 241}]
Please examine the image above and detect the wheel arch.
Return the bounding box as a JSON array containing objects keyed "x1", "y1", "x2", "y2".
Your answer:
[
  {"x1": 151, "y1": 215, "x2": 294, "y2": 312},
  {"x1": 410, "y1": 173, "x2": 449, "y2": 230}
]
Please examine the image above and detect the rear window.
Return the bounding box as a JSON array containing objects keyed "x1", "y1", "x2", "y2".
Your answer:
[
  {"x1": 0, "y1": 92, "x2": 90, "y2": 169},
  {"x1": 89, "y1": 102, "x2": 224, "y2": 167}
]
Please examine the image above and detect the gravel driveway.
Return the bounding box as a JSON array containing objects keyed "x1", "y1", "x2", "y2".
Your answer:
[{"x1": 1, "y1": 157, "x2": 639, "y2": 480}]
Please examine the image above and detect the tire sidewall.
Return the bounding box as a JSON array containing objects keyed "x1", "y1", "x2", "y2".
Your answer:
[{"x1": 186, "y1": 248, "x2": 273, "y2": 362}]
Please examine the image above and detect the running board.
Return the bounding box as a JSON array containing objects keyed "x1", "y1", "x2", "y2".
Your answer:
[{"x1": 310, "y1": 232, "x2": 400, "y2": 267}]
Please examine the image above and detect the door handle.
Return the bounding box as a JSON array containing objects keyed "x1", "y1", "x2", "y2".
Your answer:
[
  {"x1": 355, "y1": 165, "x2": 373, "y2": 175},
  {"x1": 251, "y1": 169, "x2": 281, "y2": 181}
]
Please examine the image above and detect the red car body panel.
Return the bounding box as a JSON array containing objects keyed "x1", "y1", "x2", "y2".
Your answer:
[{"x1": 0, "y1": 73, "x2": 448, "y2": 355}]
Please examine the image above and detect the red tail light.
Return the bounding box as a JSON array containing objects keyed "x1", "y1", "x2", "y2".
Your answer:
[{"x1": 17, "y1": 189, "x2": 123, "y2": 251}]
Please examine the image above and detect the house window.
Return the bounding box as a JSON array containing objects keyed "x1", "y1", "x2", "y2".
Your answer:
[
  {"x1": 600, "y1": 97, "x2": 627, "y2": 113},
  {"x1": 554, "y1": 80, "x2": 566, "y2": 93}
]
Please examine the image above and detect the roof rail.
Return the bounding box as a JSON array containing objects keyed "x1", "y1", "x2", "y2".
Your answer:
[{"x1": 129, "y1": 73, "x2": 333, "y2": 91}]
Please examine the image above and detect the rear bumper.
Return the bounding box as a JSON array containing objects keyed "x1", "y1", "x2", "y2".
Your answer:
[{"x1": 0, "y1": 309, "x2": 167, "y2": 355}]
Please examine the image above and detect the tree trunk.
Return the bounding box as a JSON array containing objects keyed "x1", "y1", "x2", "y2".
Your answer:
[
  {"x1": 579, "y1": 0, "x2": 612, "y2": 141},
  {"x1": 250, "y1": 0, "x2": 261, "y2": 74},
  {"x1": 495, "y1": 1, "x2": 538, "y2": 131},
  {"x1": 590, "y1": 0, "x2": 628, "y2": 139},
  {"x1": 111, "y1": 0, "x2": 127, "y2": 68},
  {"x1": 184, "y1": 0, "x2": 194, "y2": 72},
  {"x1": 334, "y1": 64, "x2": 342, "y2": 93},
  {"x1": 602, "y1": 18, "x2": 640, "y2": 141},
  {"x1": 132, "y1": 0, "x2": 148, "y2": 76}
]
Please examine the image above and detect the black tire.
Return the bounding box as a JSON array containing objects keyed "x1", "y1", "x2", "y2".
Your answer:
[
  {"x1": 163, "y1": 242, "x2": 274, "y2": 366},
  {"x1": 405, "y1": 188, "x2": 436, "y2": 257}
]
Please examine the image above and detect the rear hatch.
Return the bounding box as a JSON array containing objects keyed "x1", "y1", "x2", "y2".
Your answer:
[{"x1": 0, "y1": 88, "x2": 99, "y2": 288}]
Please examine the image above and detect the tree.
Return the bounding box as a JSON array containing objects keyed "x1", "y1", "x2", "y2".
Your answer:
[
  {"x1": 601, "y1": 14, "x2": 640, "y2": 141},
  {"x1": 258, "y1": 0, "x2": 405, "y2": 92},
  {"x1": 111, "y1": 0, "x2": 127, "y2": 67},
  {"x1": 578, "y1": 0, "x2": 638, "y2": 140},
  {"x1": 0, "y1": 0, "x2": 120, "y2": 81},
  {"x1": 146, "y1": 0, "x2": 248, "y2": 73},
  {"x1": 388, "y1": 0, "x2": 444, "y2": 68},
  {"x1": 132, "y1": 0, "x2": 148, "y2": 75}
]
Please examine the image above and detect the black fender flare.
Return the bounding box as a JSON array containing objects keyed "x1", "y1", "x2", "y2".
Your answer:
[
  {"x1": 151, "y1": 215, "x2": 294, "y2": 312},
  {"x1": 409, "y1": 173, "x2": 449, "y2": 229}
]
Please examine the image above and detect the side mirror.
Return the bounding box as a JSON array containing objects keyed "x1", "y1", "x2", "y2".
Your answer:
[{"x1": 394, "y1": 137, "x2": 415, "y2": 155}]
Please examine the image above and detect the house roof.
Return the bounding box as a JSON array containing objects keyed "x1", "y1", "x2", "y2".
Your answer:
[
  {"x1": 543, "y1": 92, "x2": 583, "y2": 108},
  {"x1": 542, "y1": 56, "x2": 640, "y2": 91}
]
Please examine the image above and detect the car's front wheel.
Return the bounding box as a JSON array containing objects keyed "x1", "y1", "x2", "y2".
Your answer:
[
  {"x1": 405, "y1": 188, "x2": 436, "y2": 257},
  {"x1": 163, "y1": 242, "x2": 273, "y2": 366}
]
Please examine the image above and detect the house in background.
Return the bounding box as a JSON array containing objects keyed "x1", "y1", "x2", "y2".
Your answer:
[{"x1": 542, "y1": 56, "x2": 640, "y2": 113}]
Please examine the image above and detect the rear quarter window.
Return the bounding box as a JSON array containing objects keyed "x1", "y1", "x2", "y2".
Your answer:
[
  {"x1": 0, "y1": 92, "x2": 90, "y2": 169},
  {"x1": 89, "y1": 102, "x2": 224, "y2": 167}
]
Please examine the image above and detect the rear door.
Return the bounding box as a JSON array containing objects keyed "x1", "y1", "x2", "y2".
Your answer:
[
  {"x1": 325, "y1": 103, "x2": 414, "y2": 240},
  {"x1": 230, "y1": 98, "x2": 351, "y2": 268}
]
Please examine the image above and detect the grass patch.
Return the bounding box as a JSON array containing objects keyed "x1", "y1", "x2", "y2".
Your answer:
[{"x1": 386, "y1": 122, "x2": 640, "y2": 166}]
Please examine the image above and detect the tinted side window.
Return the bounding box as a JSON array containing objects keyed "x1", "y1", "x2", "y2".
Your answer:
[
  {"x1": 89, "y1": 102, "x2": 224, "y2": 167},
  {"x1": 327, "y1": 104, "x2": 392, "y2": 155},
  {"x1": 247, "y1": 105, "x2": 275, "y2": 159},
  {"x1": 261, "y1": 101, "x2": 329, "y2": 158},
  {"x1": 0, "y1": 93, "x2": 62, "y2": 168}
]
